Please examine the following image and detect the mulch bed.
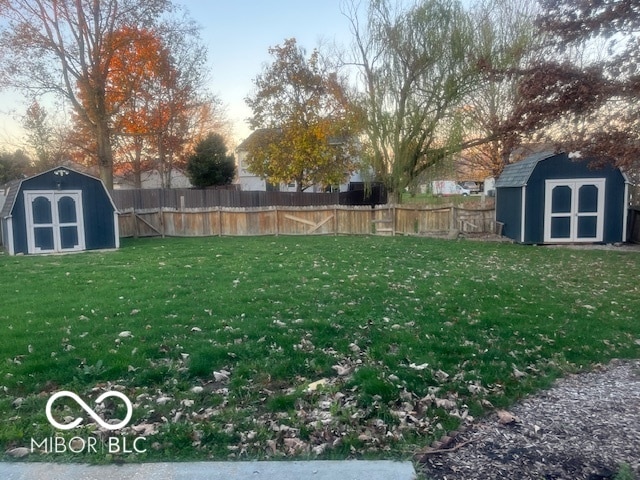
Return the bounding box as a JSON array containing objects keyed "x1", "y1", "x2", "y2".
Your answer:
[{"x1": 418, "y1": 359, "x2": 640, "y2": 480}]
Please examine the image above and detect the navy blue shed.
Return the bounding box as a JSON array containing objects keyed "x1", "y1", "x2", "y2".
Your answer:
[
  {"x1": 1, "y1": 166, "x2": 119, "y2": 255},
  {"x1": 495, "y1": 152, "x2": 630, "y2": 244}
]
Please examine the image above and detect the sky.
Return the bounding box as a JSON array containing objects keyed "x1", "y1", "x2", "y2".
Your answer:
[
  {"x1": 178, "y1": 0, "x2": 355, "y2": 145},
  {"x1": 0, "y1": 0, "x2": 355, "y2": 150}
]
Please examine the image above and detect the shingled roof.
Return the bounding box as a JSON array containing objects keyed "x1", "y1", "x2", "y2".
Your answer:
[
  {"x1": 0, "y1": 180, "x2": 21, "y2": 218},
  {"x1": 495, "y1": 151, "x2": 556, "y2": 188}
]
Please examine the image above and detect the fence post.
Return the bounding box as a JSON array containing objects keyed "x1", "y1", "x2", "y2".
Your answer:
[
  {"x1": 392, "y1": 204, "x2": 396, "y2": 236},
  {"x1": 132, "y1": 211, "x2": 139, "y2": 239},
  {"x1": 448, "y1": 205, "x2": 455, "y2": 233},
  {"x1": 180, "y1": 196, "x2": 186, "y2": 236}
]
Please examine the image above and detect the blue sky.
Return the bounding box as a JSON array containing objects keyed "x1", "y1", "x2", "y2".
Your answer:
[
  {"x1": 0, "y1": 1, "x2": 354, "y2": 149},
  {"x1": 179, "y1": 0, "x2": 355, "y2": 144}
]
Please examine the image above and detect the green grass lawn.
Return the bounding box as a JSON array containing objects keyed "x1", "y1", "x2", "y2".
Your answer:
[{"x1": 0, "y1": 236, "x2": 638, "y2": 463}]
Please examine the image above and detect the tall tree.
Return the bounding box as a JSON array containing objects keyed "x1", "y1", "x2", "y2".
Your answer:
[
  {"x1": 22, "y1": 101, "x2": 56, "y2": 170},
  {"x1": 245, "y1": 38, "x2": 360, "y2": 192},
  {"x1": 345, "y1": 0, "x2": 486, "y2": 199},
  {"x1": 146, "y1": 19, "x2": 215, "y2": 188},
  {"x1": 21, "y1": 101, "x2": 72, "y2": 172},
  {"x1": 105, "y1": 26, "x2": 174, "y2": 187},
  {"x1": 0, "y1": 0, "x2": 173, "y2": 189},
  {"x1": 508, "y1": 0, "x2": 640, "y2": 169},
  {"x1": 105, "y1": 22, "x2": 222, "y2": 188},
  {"x1": 458, "y1": 0, "x2": 539, "y2": 178},
  {"x1": 186, "y1": 133, "x2": 235, "y2": 188},
  {"x1": 0, "y1": 149, "x2": 30, "y2": 184}
]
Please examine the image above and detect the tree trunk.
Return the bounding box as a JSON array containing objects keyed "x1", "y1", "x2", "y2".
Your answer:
[
  {"x1": 133, "y1": 136, "x2": 142, "y2": 189},
  {"x1": 96, "y1": 121, "x2": 114, "y2": 189}
]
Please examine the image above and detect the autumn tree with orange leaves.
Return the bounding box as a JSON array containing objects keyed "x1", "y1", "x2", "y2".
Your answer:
[
  {"x1": 91, "y1": 24, "x2": 222, "y2": 188},
  {"x1": 105, "y1": 27, "x2": 169, "y2": 187},
  {"x1": 0, "y1": 0, "x2": 217, "y2": 189}
]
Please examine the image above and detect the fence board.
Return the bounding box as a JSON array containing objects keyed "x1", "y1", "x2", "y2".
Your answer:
[
  {"x1": 110, "y1": 188, "x2": 384, "y2": 210},
  {"x1": 117, "y1": 204, "x2": 496, "y2": 238}
]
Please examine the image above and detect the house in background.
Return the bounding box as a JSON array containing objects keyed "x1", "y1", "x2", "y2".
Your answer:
[
  {"x1": 1, "y1": 166, "x2": 119, "y2": 255},
  {"x1": 235, "y1": 129, "x2": 365, "y2": 192},
  {"x1": 495, "y1": 151, "x2": 630, "y2": 244},
  {"x1": 114, "y1": 167, "x2": 192, "y2": 190}
]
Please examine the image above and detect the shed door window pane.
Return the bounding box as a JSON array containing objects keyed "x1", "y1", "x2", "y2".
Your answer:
[
  {"x1": 551, "y1": 186, "x2": 572, "y2": 213},
  {"x1": 32, "y1": 196, "x2": 52, "y2": 224},
  {"x1": 60, "y1": 226, "x2": 79, "y2": 249},
  {"x1": 578, "y1": 184, "x2": 598, "y2": 213},
  {"x1": 58, "y1": 196, "x2": 78, "y2": 223},
  {"x1": 34, "y1": 226, "x2": 54, "y2": 250},
  {"x1": 550, "y1": 217, "x2": 571, "y2": 238},
  {"x1": 577, "y1": 216, "x2": 598, "y2": 238}
]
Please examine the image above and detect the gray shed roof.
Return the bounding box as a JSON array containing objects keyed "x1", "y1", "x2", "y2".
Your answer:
[
  {"x1": 0, "y1": 180, "x2": 21, "y2": 218},
  {"x1": 495, "y1": 151, "x2": 556, "y2": 188}
]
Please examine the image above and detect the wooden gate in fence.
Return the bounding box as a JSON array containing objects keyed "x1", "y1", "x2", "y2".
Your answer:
[{"x1": 118, "y1": 204, "x2": 496, "y2": 238}]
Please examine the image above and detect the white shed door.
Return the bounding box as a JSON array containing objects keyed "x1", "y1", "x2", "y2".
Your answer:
[
  {"x1": 544, "y1": 179, "x2": 605, "y2": 243},
  {"x1": 24, "y1": 191, "x2": 85, "y2": 254}
]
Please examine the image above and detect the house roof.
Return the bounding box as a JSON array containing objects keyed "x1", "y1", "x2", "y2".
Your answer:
[
  {"x1": 495, "y1": 151, "x2": 556, "y2": 188},
  {"x1": 236, "y1": 128, "x2": 281, "y2": 151}
]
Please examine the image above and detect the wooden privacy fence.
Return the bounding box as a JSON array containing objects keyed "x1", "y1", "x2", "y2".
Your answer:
[
  {"x1": 118, "y1": 204, "x2": 496, "y2": 238},
  {"x1": 110, "y1": 186, "x2": 387, "y2": 210}
]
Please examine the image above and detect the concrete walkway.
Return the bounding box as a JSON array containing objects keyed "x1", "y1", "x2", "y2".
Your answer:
[{"x1": 0, "y1": 460, "x2": 417, "y2": 480}]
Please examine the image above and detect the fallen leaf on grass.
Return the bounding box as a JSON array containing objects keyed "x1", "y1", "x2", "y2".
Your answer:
[
  {"x1": 6, "y1": 447, "x2": 29, "y2": 458},
  {"x1": 435, "y1": 398, "x2": 456, "y2": 410},
  {"x1": 312, "y1": 443, "x2": 328, "y2": 455},
  {"x1": 332, "y1": 364, "x2": 352, "y2": 376},
  {"x1": 306, "y1": 379, "x2": 328, "y2": 392},
  {"x1": 512, "y1": 364, "x2": 527, "y2": 379},
  {"x1": 409, "y1": 362, "x2": 429, "y2": 370},
  {"x1": 283, "y1": 437, "x2": 308, "y2": 453},
  {"x1": 131, "y1": 423, "x2": 158, "y2": 436},
  {"x1": 214, "y1": 370, "x2": 230, "y2": 382},
  {"x1": 266, "y1": 439, "x2": 277, "y2": 455}
]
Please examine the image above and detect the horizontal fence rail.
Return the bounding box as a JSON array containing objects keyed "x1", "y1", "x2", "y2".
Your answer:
[{"x1": 117, "y1": 204, "x2": 497, "y2": 238}]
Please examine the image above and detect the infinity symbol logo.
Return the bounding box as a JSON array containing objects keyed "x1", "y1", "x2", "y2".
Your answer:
[{"x1": 46, "y1": 391, "x2": 133, "y2": 431}]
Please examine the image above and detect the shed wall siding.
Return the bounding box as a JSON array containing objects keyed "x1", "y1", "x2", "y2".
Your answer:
[
  {"x1": 4, "y1": 168, "x2": 117, "y2": 254},
  {"x1": 10, "y1": 192, "x2": 28, "y2": 254},
  {"x1": 495, "y1": 187, "x2": 522, "y2": 241},
  {"x1": 497, "y1": 153, "x2": 628, "y2": 244},
  {"x1": 528, "y1": 156, "x2": 626, "y2": 244}
]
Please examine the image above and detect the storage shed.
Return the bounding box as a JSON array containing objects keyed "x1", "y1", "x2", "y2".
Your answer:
[
  {"x1": 1, "y1": 166, "x2": 119, "y2": 255},
  {"x1": 495, "y1": 152, "x2": 630, "y2": 244}
]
